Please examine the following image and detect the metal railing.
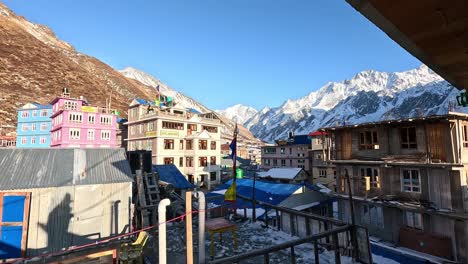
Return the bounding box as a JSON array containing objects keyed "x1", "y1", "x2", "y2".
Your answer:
[{"x1": 206, "y1": 193, "x2": 372, "y2": 264}]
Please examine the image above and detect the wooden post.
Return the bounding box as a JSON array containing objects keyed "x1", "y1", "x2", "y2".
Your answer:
[
  {"x1": 276, "y1": 209, "x2": 280, "y2": 231},
  {"x1": 333, "y1": 232, "x2": 341, "y2": 264},
  {"x1": 186, "y1": 191, "x2": 193, "y2": 264}
]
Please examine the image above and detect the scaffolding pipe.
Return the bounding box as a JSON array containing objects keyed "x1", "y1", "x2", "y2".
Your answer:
[
  {"x1": 158, "y1": 198, "x2": 171, "y2": 264},
  {"x1": 194, "y1": 191, "x2": 206, "y2": 264}
]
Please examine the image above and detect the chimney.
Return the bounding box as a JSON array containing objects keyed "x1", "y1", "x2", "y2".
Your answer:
[{"x1": 288, "y1": 131, "x2": 294, "y2": 140}]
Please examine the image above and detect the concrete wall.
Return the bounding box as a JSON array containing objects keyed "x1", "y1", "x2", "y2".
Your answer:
[{"x1": 6, "y1": 182, "x2": 132, "y2": 256}]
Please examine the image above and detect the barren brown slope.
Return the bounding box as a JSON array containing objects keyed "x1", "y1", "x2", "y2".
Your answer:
[{"x1": 0, "y1": 3, "x2": 156, "y2": 125}]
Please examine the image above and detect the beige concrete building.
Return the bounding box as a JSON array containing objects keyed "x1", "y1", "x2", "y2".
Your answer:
[
  {"x1": 261, "y1": 134, "x2": 311, "y2": 176},
  {"x1": 126, "y1": 99, "x2": 222, "y2": 188},
  {"x1": 309, "y1": 131, "x2": 336, "y2": 190},
  {"x1": 323, "y1": 113, "x2": 468, "y2": 262}
]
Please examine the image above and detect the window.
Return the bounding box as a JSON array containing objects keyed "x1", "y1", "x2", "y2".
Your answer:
[
  {"x1": 164, "y1": 139, "x2": 174, "y2": 149},
  {"x1": 40, "y1": 110, "x2": 48, "y2": 117},
  {"x1": 100, "y1": 115, "x2": 112, "y2": 125},
  {"x1": 40, "y1": 137, "x2": 46, "y2": 144},
  {"x1": 289, "y1": 148, "x2": 292, "y2": 154},
  {"x1": 88, "y1": 114, "x2": 95, "y2": 124},
  {"x1": 210, "y1": 156, "x2": 216, "y2": 165},
  {"x1": 361, "y1": 205, "x2": 383, "y2": 228},
  {"x1": 298, "y1": 165, "x2": 305, "y2": 169},
  {"x1": 463, "y1": 125, "x2": 468, "y2": 148},
  {"x1": 210, "y1": 172, "x2": 217, "y2": 181},
  {"x1": 264, "y1": 159, "x2": 270, "y2": 166},
  {"x1": 280, "y1": 148, "x2": 285, "y2": 154},
  {"x1": 146, "y1": 140, "x2": 153, "y2": 150},
  {"x1": 273, "y1": 159, "x2": 278, "y2": 166},
  {"x1": 148, "y1": 122, "x2": 154, "y2": 131},
  {"x1": 202, "y1": 126, "x2": 218, "y2": 133},
  {"x1": 130, "y1": 126, "x2": 136, "y2": 135},
  {"x1": 199, "y1": 140, "x2": 208, "y2": 150},
  {"x1": 87, "y1": 129, "x2": 95, "y2": 140},
  {"x1": 179, "y1": 140, "x2": 184, "y2": 150},
  {"x1": 40, "y1": 123, "x2": 48, "y2": 131},
  {"x1": 162, "y1": 121, "x2": 183, "y2": 130},
  {"x1": 21, "y1": 111, "x2": 29, "y2": 118},
  {"x1": 69, "y1": 113, "x2": 83, "y2": 123},
  {"x1": 289, "y1": 159, "x2": 292, "y2": 166},
  {"x1": 69, "y1": 129, "x2": 80, "y2": 140},
  {"x1": 179, "y1": 157, "x2": 184, "y2": 167},
  {"x1": 32, "y1": 110, "x2": 37, "y2": 117},
  {"x1": 137, "y1": 140, "x2": 142, "y2": 150},
  {"x1": 31, "y1": 136, "x2": 36, "y2": 144},
  {"x1": 401, "y1": 169, "x2": 421, "y2": 192},
  {"x1": 186, "y1": 140, "x2": 193, "y2": 150},
  {"x1": 101, "y1": 130, "x2": 111, "y2": 141},
  {"x1": 211, "y1": 141, "x2": 216, "y2": 150},
  {"x1": 164, "y1": 157, "x2": 174, "y2": 165},
  {"x1": 199, "y1": 157, "x2": 208, "y2": 166},
  {"x1": 186, "y1": 157, "x2": 194, "y2": 167},
  {"x1": 405, "y1": 211, "x2": 423, "y2": 230},
  {"x1": 400, "y1": 127, "x2": 417, "y2": 149},
  {"x1": 139, "y1": 124, "x2": 143, "y2": 133},
  {"x1": 187, "y1": 124, "x2": 197, "y2": 135},
  {"x1": 21, "y1": 124, "x2": 29, "y2": 131},
  {"x1": 31, "y1": 123, "x2": 36, "y2": 131},
  {"x1": 264, "y1": 147, "x2": 276, "y2": 154},
  {"x1": 64, "y1": 101, "x2": 77, "y2": 110},
  {"x1": 360, "y1": 167, "x2": 380, "y2": 190},
  {"x1": 21, "y1": 137, "x2": 27, "y2": 145},
  {"x1": 281, "y1": 159, "x2": 286, "y2": 166},
  {"x1": 359, "y1": 130, "x2": 379, "y2": 150},
  {"x1": 319, "y1": 169, "x2": 327, "y2": 178}
]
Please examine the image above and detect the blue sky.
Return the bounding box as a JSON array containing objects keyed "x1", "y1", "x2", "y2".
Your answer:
[{"x1": 4, "y1": 0, "x2": 421, "y2": 110}]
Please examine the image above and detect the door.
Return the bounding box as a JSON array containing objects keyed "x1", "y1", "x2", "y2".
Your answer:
[{"x1": 0, "y1": 192, "x2": 30, "y2": 259}]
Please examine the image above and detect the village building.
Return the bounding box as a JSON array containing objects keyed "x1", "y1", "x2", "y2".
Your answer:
[
  {"x1": 260, "y1": 134, "x2": 311, "y2": 176},
  {"x1": 0, "y1": 135, "x2": 16, "y2": 148},
  {"x1": 322, "y1": 113, "x2": 468, "y2": 262},
  {"x1": 49, "y1": 91, "x2": 119, "y2": 148},
  {"x1": 125, "y1": 98, "x2": 222, "y2": 188},
  {"x1": 15, "y1": 103, "x2": 52, "y2": 148},
  {"x1": 309, "y1": 131, "x2": 336, "y2": 191},
  {"x1": 257, "y1": 167, "x2": 308, "y2": 184},
  {"x1": 0, "y1": 148, "x2": 133, "y2": 259}
]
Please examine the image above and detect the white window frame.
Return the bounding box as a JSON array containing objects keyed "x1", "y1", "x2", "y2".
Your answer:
[
  {"x1": 31, "y1": 136, "x2": 36, "y2": 144},
  {"x1": 64, "y1": 101, "x2": 77, "y2": 110},
  {"x1": 147, "y1": 122, "x2": 154, "y2": 131},
  {"x1": 88, "y1": 114, "x2": 95, "y2": 124},
  {"x1": 32, "y1": 110, "x2": 37, "y2": 117},
  {"x1": 40, "y1": 123, "x2": 48, "y2": 131},
  {"x1": 401, "y1": 169, "x2": 421, "y2": 193},
  {"x1": 21, "y1": 111, "x2": 30, "y2": 118},
  {"x1": 40, "y1": 110, "x2": 48, "y2": 117},
  {"x1": 69, "y1": 129, "x2": 81, "y2": 140},
  {"x1": 87, "y1": 129, "x2": 95, "y2": 140},
  {"x1": 405, "y1": 211, "x2": 423, "y2": 230},
  {"x1": 69, "y1": 112, "x2": 83, "y2": 123},
  {"x1": 319, "y1": 168, "x2": 327, "y2": 178},
  {"x1": 21, "y1": 124, "x2": 29, "y2": 131},
  {"x1": 101, "y1": 130, "x2": 111, "y2": 141},
  {"x1": 100, "y1": 115, "x2": 112, "y2": 125},
  {"x1": 21, "y1": 137, "x2": 27, "y2": 145},
  {"x1": 40, "y1": 137, "x2": 46, "y2": 144}
]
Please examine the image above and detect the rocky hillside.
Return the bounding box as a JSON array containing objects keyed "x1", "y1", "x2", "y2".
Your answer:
[
  {"x1": 244, "y1": 65, "x2": 463, "y2": 142},
  {"x1": 0, "y1": 3, "x2": 156, "y2": 125}
]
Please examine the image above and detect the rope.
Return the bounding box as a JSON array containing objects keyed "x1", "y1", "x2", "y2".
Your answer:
[{"x1": 6, "y1": 208, "x2": 218, "y2": 263}]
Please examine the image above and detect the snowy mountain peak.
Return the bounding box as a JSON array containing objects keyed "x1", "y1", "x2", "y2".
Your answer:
[
  {"x1": 245, "y1": 65, "x2": 460, "y2": 143},
  {"x1": 216, "y1": 104, "x2": 258, "y2": 125}
]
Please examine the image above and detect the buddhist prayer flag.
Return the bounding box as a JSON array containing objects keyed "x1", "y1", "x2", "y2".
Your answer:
[{"x1": 224, "y1": 181, "x2": 236, "y2": 202}]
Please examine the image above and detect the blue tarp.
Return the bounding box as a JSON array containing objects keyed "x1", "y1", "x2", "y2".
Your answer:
[
  {"x1": 153, "y1": 164, "x2": 194, "y2": 189},
  {"x1": 207, "y1": 178, "x2": 308, "y2": 209}
]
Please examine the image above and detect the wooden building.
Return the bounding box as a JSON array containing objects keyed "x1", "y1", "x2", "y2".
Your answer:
[
  {"x1": 323, "y1": 113, "x2": 468, "y2": 262},
  {"x1": 309, "y1": 131, "x2": 336, "y2": 190},
  {"x1": 0, "y1": 148, "x2": 133, "y2": 259}
]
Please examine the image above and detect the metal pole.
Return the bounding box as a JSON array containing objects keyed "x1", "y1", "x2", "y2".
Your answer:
[
  {"x1": 345, "y1": 169, "x2": 358, "y2": 260},
  {"x1": 194, "y1": 191, "x2": 206, "y2": 264},
  {"x1": 158, "y1": 198, "x2": 171, "y2": 264},
  {"x1": 252, "y1": 173, "x2": 256, "y2": 221}
]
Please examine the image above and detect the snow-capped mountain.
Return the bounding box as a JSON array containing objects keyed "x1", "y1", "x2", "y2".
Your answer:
[
  {"x1": 216, "y1": 104, "x2": 258, "y2": 125},
  {"x1": 245, "y1": 65, "x2": 463, "y2": 142},
  {"x1": 120, "y1": 67, "x2": 210, "y2": 113}
]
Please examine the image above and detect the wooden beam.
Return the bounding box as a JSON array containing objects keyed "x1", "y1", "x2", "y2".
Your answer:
[{"x1": 49, "y1": 249, "x2": 117, "y2": 264}]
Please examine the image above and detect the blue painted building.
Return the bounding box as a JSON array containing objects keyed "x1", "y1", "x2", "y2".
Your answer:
[{"x1": 16, "y1": 103, "x2": 52, "y2": 148}]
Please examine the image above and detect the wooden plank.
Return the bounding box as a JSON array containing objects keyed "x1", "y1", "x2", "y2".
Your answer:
[
  {"x1": 186, "y1": 191, "x2": 193, "y2": 264},
  {"x1": 49, "y1": 249, "x2": 117, "y2": 264}
]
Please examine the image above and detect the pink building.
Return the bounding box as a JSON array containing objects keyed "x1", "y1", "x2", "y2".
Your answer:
[{"x1": 50, "y1": 94, "x2": 119, "y2": 148}]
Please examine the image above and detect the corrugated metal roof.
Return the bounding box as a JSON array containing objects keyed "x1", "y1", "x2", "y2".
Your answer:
[
  {"x1": 0, "y1": 148, "x2": 133, "y2": 190},
  {"x1": 258, "y1": 168, "x2": 303, "y2": 180}
]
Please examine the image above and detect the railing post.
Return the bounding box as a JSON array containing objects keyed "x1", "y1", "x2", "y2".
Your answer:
[
  {"x1": 158, "y1": 198, "x2": 171, "y2": 264},
  {"x1": 305, "y1": 217, "x2": 311, "y2": 236},
  {"x1": 264, "y1": 253, "x2": 270, "y2": 264},
  {"x1": 333, "y1": 232, "x2": 341, "y2": 264},
  {"x1": 275, "y1": 209, "x2": 280, "y2": 231},
  {"x1": 290, "y1": 246, "x2": 296, "y2": 264},
  {"x1": 314, "y1": 240, "x2": 319, "y2": 264},
  {"x1": 264, "y1": 205, "x2": 269, "y2": 227},
  {"x1": 194, "y1": 191, "x2": 206, "y2": 264}
]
